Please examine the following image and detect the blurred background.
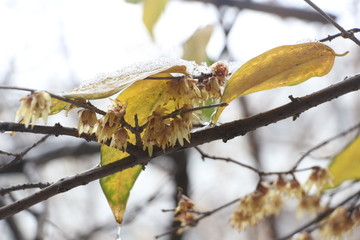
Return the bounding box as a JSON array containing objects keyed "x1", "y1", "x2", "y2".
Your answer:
[{"x1": 0, "y1": 0, "x2": 360, "y2": 239}]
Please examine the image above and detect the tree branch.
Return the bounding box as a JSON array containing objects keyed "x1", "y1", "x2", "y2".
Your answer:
[
  {"x1": 200, "y1": 0, "x2": 336, "y2": 23},
  {"x1": 0, "y1": 183, "x2": 52, "y2": 196},
  {"x1": 0, "y1": 74, "x2": 360, "y2": 219},
  {"x1": 303, "y1": 0, "x2": 360, "y2": 46}
]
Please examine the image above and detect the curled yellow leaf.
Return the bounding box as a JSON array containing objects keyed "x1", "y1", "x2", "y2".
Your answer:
[{"x1": 213, "y1": 42, "x2": 348, "y2": 123}]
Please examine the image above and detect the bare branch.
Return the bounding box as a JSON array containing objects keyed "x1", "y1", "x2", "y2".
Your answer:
[
  {"x1": 319, "y1": 28, "x2": 360, "y2": 42},
  {"x1": 291, "y1": 122, "x2": 360, "y2": 170},
  {"x1": 195, "y1": 146, "x2": 260, "y2": 174},
  {"x1": 200, "y1": 0, "x2": 337, "y2": 23},
  {"x1": 0, "y1": 135, "x2": 51, "y2": 172},
  {"x1": 303, "y1": 0, "x2": 360, "y2": 46},
  {"x1": 0, "y1": 183, "x2": 52, "y2": 196}
]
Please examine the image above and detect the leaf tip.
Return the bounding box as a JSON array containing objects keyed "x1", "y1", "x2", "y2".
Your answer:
[{"x1": 335, "y1": 51, "x2": 349, "y2": 57}]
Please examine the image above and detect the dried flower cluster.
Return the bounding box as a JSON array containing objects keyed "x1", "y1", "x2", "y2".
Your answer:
[
  {"x1": 319, "y1": 207, "x2": 354, "y2": 239},
  {"x1": 174, "y1": 192, "x2": 197, "y2": 234},
  {"x1": 166, "y1": 62, "x2": 228, "y2": 106},
  {"x1": 142, "y1": 105, "x2": 199, "y2": 156},
  {"x1": 231, "y1": 168, "x2": 333, "y2": 232},
  {"x1": 293, "y1": 206, "x2": 360, "y2": 240},
  {"x1": 77, "y1": 99, "x2": 129, "y2": 150},
  {"x1": 304, "y1": 167, "x2": 333, "y2": 195},
  {"x1": 230, "y1": 182, "x2": 284, "y2": 231},
  {"x1": 89, "y1": 99, "x2": 129, "y2": 150},
  {"x1": 140, "y1": 62, "x2": 228, "y2": 155},
  {"x1": 15, "y1": 91, "x2": 52, "y2": 128}
]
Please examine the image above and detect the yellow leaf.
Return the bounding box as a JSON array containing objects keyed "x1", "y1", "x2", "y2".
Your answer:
[
  {"x1": 143, "y1": 0, "x2": 167, "y2": 37},
  {"x1": 183, "y1": 25, "x2": 214, "y2": 64},
  {"x1": 100, "y1": 72, "x2": 178, "y2": 223},
  {"x1": 212, "y1": 42, "x2": 348, "y2": 123},
  {"x1": 329, "y1": 136, "x2": 360, "y2": 187},
  {"x1": 62, "y1": 58, "x2": 188, "y2": 100}
]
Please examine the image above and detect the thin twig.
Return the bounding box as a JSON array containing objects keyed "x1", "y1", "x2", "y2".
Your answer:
[
  {"x1": 319, "y1": 28, "x2": 360, "y2": 42},
  {"x1": 134, "y1": 114, "x2": 142, "y2": 148},
  {"x1": 0, "y1": 183, "x2": 52, "y2": 196},
  {"x1": 195, "y1": 146, "x2": 315, "y2": 176},
  {"x1": 0, "y1": 135, "x2": 51, "y2": 171},
  {"x1": 49, "y1": 94, "x2": 106, "y2": 115},
  {"x1": 138, "y1": 103, "x2": 228, "y2": 132},
  {"x1": 195, "y1": 146, "x2": 260, "y2": 174},
  {"x1": 162, "y1": 103, "x2": 228, "y2": 120},
  {"x1": 0, "y1": 86, "x2": 36, "y2": 93},
  {"x1": 0, "y1": 150, "x2": 17, "y2": 157},
  {"x1": 0, "y1": 85, "x2": 106, "y2": 115},
  {"x1": 303, "y1": 0, "x2": 360, "y2": 46},
  {"x1": 291, "y1": 122, "x2": 360, "y2": 170}
]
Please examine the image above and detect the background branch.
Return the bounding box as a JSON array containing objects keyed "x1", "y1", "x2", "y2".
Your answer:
[{"x1": 198, "y1": 0, "x2": 336, "y2": 23}]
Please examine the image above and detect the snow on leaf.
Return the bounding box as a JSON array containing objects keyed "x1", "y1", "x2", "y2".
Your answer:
[
  {"x1": 212, "y1": 42, "x2": 348, "y2": 123},
  {"x1": 329, "y1": 136, "x2": 360, "y2": 187},
  {"x1": 61, "y1": 58, "x2": 191, "y2": 100}
]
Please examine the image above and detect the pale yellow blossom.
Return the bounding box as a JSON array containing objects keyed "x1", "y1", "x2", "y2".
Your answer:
[
  {"x1": 305, "y1": 167, "x2": 333, "y2": 195},
  {"x1": 230, "y1": 183, "x2": 283, "y2": 231},
  {"x1": 174, "y1": 193, "x2": 197, "y2": 234},
  {"x1": 110, "y1": 127, "x2": 129, "y2": 151},
  {"x1": 93, "y1": 99, "x2": 126, "y2": 144},
  {"x1": 15, "y1": 91, "x2": 52, "y2": 128},
  {"x1": 78, "y1": 109, "x2": 97, "y2": 135}
]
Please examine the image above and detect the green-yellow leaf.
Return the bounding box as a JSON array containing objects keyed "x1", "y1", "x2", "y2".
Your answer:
[
  {"x1": 100, "y1": 146, "x2": 141, "y2": 224},
  {"x1": 100, "y1": 72, "x2": 179, "y2": 223},
  {"x1": 213, "y1": 42, "x2": 348, "y2": 123},
  {"x1": 143, "y1": 0, "x2": 167, "y2": 37},
  {"x1": 329, "y1": 136, "x2": 360, "y2": 187},
  {"x1": 125, "y1": 0, "x2": 142, "y2": 3},
  {"x1": 50, "y1": 98, "x2": 71, "y2": 115},
  {"x1": 183, "y1": 25, "x2": 214, "y2": 64}
]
